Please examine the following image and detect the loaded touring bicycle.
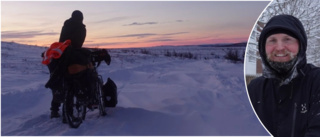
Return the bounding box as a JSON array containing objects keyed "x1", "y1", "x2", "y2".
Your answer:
[{"x1": 42, "y1": 40, "x2": 117, "y2": 128}]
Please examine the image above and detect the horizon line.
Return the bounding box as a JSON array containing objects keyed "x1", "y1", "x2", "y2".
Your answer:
[{"x1": 0, "y1": 40, "x2": 247, "y2": 49}]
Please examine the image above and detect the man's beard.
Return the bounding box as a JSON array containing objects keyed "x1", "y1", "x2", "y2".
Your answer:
[{"x1": 266, "y1": 51, "x2": 298, "y2": 74}]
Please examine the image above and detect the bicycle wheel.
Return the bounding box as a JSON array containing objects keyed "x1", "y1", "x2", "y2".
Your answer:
[
  {"x1": 96, "y1": 76, "x2": 106, "y2": 116},
  {"x1": 63, "y1": 88, "x2": 87, "y2": 128}
]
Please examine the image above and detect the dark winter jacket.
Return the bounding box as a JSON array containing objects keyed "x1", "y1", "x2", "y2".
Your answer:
[
  {"x1": 248, "y1": 15, "x2": 320, "y2": 137},
  {"x1": 59, "y1": 10, "x2": 86, "y2": 48}
]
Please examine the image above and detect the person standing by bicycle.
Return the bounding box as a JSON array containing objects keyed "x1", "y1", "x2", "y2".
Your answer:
[{"x1": 49, "y1": 10, "x2": 86, "y2": 118}]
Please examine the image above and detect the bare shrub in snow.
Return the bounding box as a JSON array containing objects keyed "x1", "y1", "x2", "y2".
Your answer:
[{"x1": 224, "y1": 49, "x2": 242, "y2": 63}]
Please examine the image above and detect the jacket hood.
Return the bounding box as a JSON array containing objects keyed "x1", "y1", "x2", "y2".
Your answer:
[
  {"x1": 71, "y1": 10, "x2": 83, "y2": 23},
  {"x1": 64, "y1": 10, "x2": 85, "y2": 27},
  {"x1": 258, "y1": 15, "x2": 307, "y2": 84}
]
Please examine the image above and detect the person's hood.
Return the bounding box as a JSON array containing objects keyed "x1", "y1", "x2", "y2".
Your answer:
[
  {"x1": 71, "y1": 10, "x2": 83, "y2": 23},
  {"x1": 63, "y1": 10, "x2": 85, "y2": 27},
  {"x1": 258, "y1": 14, "x2": 307, "y2": 85}
]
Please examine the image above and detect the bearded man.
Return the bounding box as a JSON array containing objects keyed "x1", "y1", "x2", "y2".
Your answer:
[{"x1": 247, "y1": 15, "x2": 320, "y2": 137}]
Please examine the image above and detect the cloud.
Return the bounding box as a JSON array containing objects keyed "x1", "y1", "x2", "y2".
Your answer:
[
  {"x1": 124, "y1": 22, "x2": 158, "y2": 26},
  {"x1": 211, "y1": 37, "x2": 248, "y2": 43},
  {"x1": 84, "y1": 41, "x2": 141, "y2": 48},
  {"x1": 2, "y1": 31, "x2": 58, "y2": 39},
  {"x1": 113, "y1": 33, "x2": 157, "y2": 39},
  {"x1": 124, "y1": 20, "x2": 184, "y2": 26},
  {"x1": 111, "y1": 31, "x2": 188, "y2": 39},
  {"x1": 92, "y1": 16, "x2": 130, "y2": 24},
  {"x1": 163, "y1": 32, "x2": 189, "y2": 36},
  {"x1": 147, "y1": 38, "x2": 175, "y2": 42},
  {"x1": 176, "y1": 20, "x2": 184, "y2": 22},
  {"x1": 85, "y1": 41, "x2": 138, "y2": 47},
  {"x1": 145, "y1": 32, "x2": 189, "y2": 42}
]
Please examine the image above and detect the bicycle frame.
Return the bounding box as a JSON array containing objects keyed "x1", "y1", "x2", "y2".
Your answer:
[{"x1": 62, "y1": 54, "x2": 107, "y2": 128}]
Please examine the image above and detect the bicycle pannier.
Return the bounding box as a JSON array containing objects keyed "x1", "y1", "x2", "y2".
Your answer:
[{"x1": 103, "y1": 78, "x2": 117, "y2": 107}]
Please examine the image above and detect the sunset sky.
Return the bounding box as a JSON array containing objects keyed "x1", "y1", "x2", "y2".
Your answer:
[{"x1": 1, "y1": 1, "x2": 270, "y2": 49}]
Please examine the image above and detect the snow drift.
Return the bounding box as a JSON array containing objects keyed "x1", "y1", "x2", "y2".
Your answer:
[{"x1": 1, "y1": 41, "x2": 270, "y2": 136}]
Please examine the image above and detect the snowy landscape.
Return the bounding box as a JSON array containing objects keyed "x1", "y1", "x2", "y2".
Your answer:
[{"x1": 1, "y1": 41, "x2": 270, "y2": 136}]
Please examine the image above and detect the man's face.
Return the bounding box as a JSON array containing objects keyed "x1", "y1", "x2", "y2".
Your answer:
[{"x1": 265, "y1": 33, "x2": 299, "y2": 62}]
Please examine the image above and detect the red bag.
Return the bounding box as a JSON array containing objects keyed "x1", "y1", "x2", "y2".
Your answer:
[{"x1": 42, "y1": 40, "x2": 71, "y2": 65}]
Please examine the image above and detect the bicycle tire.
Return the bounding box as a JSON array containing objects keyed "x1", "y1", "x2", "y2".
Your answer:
[
  {"x1": 63, "y1": 87, "x2": 87, "y2": 128},
  {"x1": 96, "y1": 76, "x2": 107, "y2": 116}
]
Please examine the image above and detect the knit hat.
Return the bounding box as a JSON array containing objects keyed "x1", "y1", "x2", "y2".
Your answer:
[{"x1": 265, "y1": 28, "x2": 299, "y2": 43}]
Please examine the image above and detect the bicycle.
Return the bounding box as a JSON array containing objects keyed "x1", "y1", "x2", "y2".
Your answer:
[
  {"x1": 43, "y1": 45, "x2": 112, "y2": 128},
  {"x1": 62, "y1": 51, "x2": 108, "y2": 128}
]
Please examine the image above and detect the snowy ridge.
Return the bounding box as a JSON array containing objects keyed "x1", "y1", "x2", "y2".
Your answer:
[{"x1": 1, "y1": 42, "x2": 270, "y2": 136}]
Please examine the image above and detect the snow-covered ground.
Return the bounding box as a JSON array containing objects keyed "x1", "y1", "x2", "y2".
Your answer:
[{"x1": 1, "y1": 41, "x2": 270, "y2": 136}]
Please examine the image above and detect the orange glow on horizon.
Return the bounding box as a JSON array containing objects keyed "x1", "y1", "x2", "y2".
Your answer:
[{"x1": 3, "y1": 34, "x2": 250, "y2": 49}]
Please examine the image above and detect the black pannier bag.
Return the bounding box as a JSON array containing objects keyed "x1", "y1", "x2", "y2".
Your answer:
[{"x1": 102, "y1": 78, "x2": 118, "y2": 107}]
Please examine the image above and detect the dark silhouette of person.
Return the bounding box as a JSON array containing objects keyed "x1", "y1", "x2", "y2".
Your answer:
[
  {"x1": 50, "y1": 10, "x2": 86, "y2": 118},
  {"x1": 59, "y1": 10, "x2": 86, "y2": 48}
]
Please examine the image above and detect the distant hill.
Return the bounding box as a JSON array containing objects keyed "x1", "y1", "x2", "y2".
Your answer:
[
  {"x1": 197, "y1": 42, "x2": 247, "y2": 48},
  {"x1": 153, "y1": 42, "x2": 247, "y2": 49}
]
